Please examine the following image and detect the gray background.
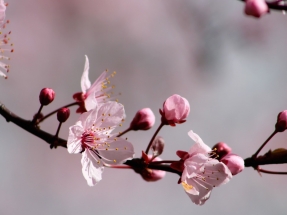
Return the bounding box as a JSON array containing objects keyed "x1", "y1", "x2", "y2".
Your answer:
[{"x1": 1, "y1": 0, "x2": 287, "y2": 214}]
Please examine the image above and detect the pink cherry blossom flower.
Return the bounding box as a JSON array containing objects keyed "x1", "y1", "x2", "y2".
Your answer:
[
  {"x1": 160, "y1": 94, "x2": 190, "y2": 126},
  {"x1": 67, "y1": 101, "x2": 134, "y2": 186},
  {"x1": 244, "y1": 0, "x2": 268, "y2": 18},
  {"x1": 0, "y1": 0, "x2": 13, "y2": 79},
  {"x1": 171, "y1": 130, "x2": 232, "y2": 205},
  {"x1": 73, "y1": 55, "x2": 118, "y2": 113}
]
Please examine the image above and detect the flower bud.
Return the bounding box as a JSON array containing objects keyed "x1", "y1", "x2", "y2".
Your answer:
[
  {"x1": 140, "y1": 156, "x2": 166, "y2": 182},
  {"x1": 221, "y1": 153, "x2": 244, "y2": 176},
  {"x1": 275, "y1": 110, "x2": 287, "y2": 132},
  {"x1": 160, "y1": 94, "x2": 190, "y2": 126},
  {"x1": 39, "y1": 88, "x2": 55, "y2": 106},
  {"x1": 244, "y1": 0, "x2": 268, "y2": 18},
  {"x1": 57, "y1": 107, "x2": 70, "y2": 123},
  {"x1": 130, "y1": 108, "x2": 155, "y2": 130},
  {"x1": 212, "y1": 142, "x2": 232, "y2": 160},
  {"x1": 152, "y1": 136, "x2": 165, "y2": 157}
]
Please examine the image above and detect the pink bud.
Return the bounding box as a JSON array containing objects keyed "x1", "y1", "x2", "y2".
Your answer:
[
  {"x1": 221, "y1": 153, "x2": 244, "y2": 176},
  {"x1": 160, "y1": 94, "x2": 190, "y2": 126},
  {"x1": 130, "y1": 108, "x2": 155, "y2": 130},
  {"x1": 275, "y1": 110, "x2": 287, "y2": 132},
  {"x1": 212, "y1": 142, "x2": 232, "y2": 160},
  {"x1": 57, "y1": 107, "x2": 70, "y2": 123},
  {"x1": 244, "y1": 0, "x2": 268, "y2": 18},
  {"x1": 140, "y1": 156, "x2": 166, "y2": 182},
  {"x1": 39, "y1": 88, "x2": 55, "y2": 106}
]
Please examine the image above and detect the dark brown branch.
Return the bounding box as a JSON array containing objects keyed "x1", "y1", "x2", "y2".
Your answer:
[
  {"x1": 124, "y1": 158, "x2": 181, "y2": 175},
  {"x1": 245, "y1": 148, "x2": 287, "y2": 167},
  {"x1": 0, "y1": 102, "x2": 67, "y2": 148}
]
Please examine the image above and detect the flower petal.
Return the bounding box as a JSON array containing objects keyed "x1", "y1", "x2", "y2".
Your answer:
[
  {"x1": 188, "y1": 130, "x2": 211, "y2": 156},
  {"x1": 81, "y1": 149, "x2": 104, "y2": 186},
  {"x1": 94, "y1": 101, "x2": 125, "y2": 129},
  {"x1": 81, "y1": 55, "x2": 91, "y2": 94},
  {"x1": 85, "y1": 92, "x2": 98, "y2": 111},
  {"x1": 97, "y1": 137, "x2": 134, "y2": 165},
  {"x1": 67, "y1": 124, "x2": 84, "y2": 154}
]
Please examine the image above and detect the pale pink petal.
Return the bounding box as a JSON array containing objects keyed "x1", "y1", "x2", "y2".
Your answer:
[
  {"x1": 88, "y1": 70, "x2": 110, "y2": 96},
  {"x1": 201, "y1": 159, "x2": 232, "y2": 186},
  {"x1": 0, "y1": 0, "x2": 6, "y2": 24},
  {"x1": 81, "y1": 149, "x2": 104, "y2": 186},
  {"x1": 67, "y1": 124, "x2": 84, "y2": 154},
  {"x1": 94, "y1": 101, "x2": 125, "y2": 129},
  {"x1": 0, "y1": 70, "x2": 7, "y2": 79},
  {"x1": 188, "y1": 130, "x2": 211, "y2": 155},
  {"x1": 97, "y1": 137, "x2": 134, "y2": 165},
  {"x1": 185, "y1": 181, "x2": 212, "y2": 205},
  {"x1": 78, "y1": 107, "x2": 99, "y2": 129},
  {"x1": 81, "y1": 55, "x2": 91, "y2": 94},
  {"x1": 84, "y1": 92, "x2": 98, "y2": 111}
]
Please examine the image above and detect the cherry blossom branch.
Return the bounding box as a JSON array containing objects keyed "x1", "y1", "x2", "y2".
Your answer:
[
  {"x1": 0, "y1": 102, "x2": 67, "y2": 148},
  {"x1": 257, "y1": 167, "x2": 287, "y2": 174},
  {"x1": 124, "y1": 158, "x2": 181, "y2": 175},
  {"x1": 245, "y1": 148, "x2": 287, "y2": 167}
]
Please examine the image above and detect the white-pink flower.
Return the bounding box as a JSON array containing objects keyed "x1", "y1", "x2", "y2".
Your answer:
[
  {"x1": 73, "y1": 55, "x2": 117, "y2": 113},
  {"x1": 0, "y1": 0, "x2": 13, "y2": 79},
  {"x1": 175, "y1": 130, "x2": 232, "y2": 205},
  {"x1": 67, "y1": 101, "x2": 134, "y2": 186}
]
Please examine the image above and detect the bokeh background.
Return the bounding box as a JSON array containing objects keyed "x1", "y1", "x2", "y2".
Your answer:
[{"x1": 1, "y1": 0, "x2": 287, "y2": 214}]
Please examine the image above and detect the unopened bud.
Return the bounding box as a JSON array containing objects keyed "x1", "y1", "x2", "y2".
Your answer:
[
  {"x1": 140, "y1": 156, "x2": 166, "y2": 182},
  {"x1": 130, "y1": 108, "x2": 155, "y2": 130},
  {"x1": 244, "y1": 0, "x2": 268, "y2": 18},
  {"x1": 57, "y1": 107, "x2": 70, "y2": 123},
  {"x1": 152, "y1": 136, "x2": 165, "y2": 157},
  {"x1": 275, "y1": 110, "x2": 287, "y2": 132},
  {"x1": 212, "y1": 142, "x2": 232, "y2": 160},
  {"x1": 39, "y1": 88, "x2": 55, "y2": 106},
  {"x1": 160, "y1": 94, "x2": 190, "y2": 126},
  {"x1": 221, "y1": 153, "x2": 244, "y2": 176}
]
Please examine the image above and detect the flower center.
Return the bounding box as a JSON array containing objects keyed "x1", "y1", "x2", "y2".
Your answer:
[
  {"x1": 81, "y1": 131, "x2": 95, "y2": 148},
  {"x1": 182, "y1": 181, "x2": 193, "y2": 191}
]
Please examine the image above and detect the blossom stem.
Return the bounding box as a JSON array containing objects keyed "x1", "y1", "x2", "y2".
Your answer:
[
  {"x1": 145, "y1": 122, "x2": 164, "y2": 155},
  {"x1": 104, "y1": 164, "x2": 132, "y2": 169},
  {"x1": 150, "y1": 160, "x2": 177, "y2": 164},
  {"x1": 258, "y1": 167, "x2": 287, "y2": 175},
  {"x1": 38, "y1": 101, "x2": 78, "y2": 124},
  {"x1": 252, "y1": 130, "x2": 277, "y2": 158},
  {"x1": 117, "y1": 127, "x2": 131, "y2": 137},
  {"x1": 31, "y1": 105, "x2": 43, "y2": 125},
  {"x1": 55, "y1": 122, "x2": 62, "y2": 138}
]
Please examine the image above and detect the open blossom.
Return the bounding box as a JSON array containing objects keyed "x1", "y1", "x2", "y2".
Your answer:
[
  {"x1": 171, "y1": 130, "x2": 232, "y2": 205},
  {"x1": 73, "y1": 55, "x2": 118, "y2": 113},
  {"x1": 160, "y1": 94, "x2": 190, "y2": 126},
  {"x1": 67, "y1": 101, "x2": 134, "y2": 186},
  {"x1": 0, "y1": 0, "x2": 13, "y2": 79}
]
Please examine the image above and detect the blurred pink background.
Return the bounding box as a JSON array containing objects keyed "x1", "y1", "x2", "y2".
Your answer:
[{"x1": 1, "y1": 0, "x2": 287, "y2": 214}]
